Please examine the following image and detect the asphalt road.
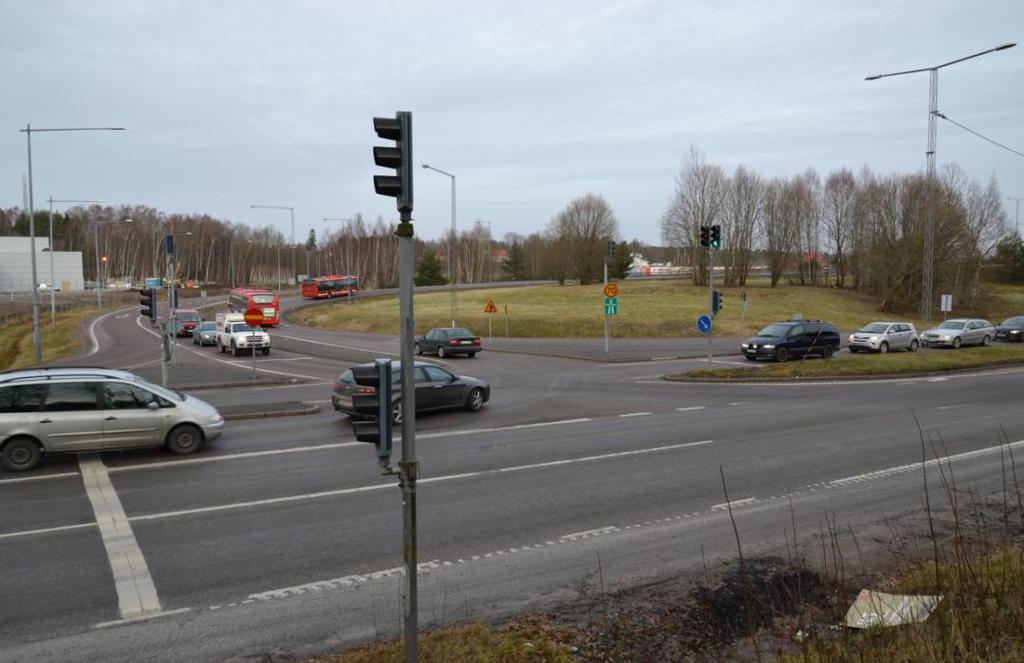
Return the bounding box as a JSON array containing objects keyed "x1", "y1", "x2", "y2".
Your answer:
[{"x1": 2, "y1": 300, "x2": 1023, "y2": 662}]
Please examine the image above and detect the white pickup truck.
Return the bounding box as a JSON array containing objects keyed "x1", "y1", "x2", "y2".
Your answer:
[{"x1": 216, "y1": 312, "x2": 271, "y2": 356}]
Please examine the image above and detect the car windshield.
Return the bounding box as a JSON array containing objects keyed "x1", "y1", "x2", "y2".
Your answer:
[
  {"x1": 199, "y1": 322, "x2": 216, "y2": 330},
  {"x1": 448, "y1": 328, "x2": 475, "y2": 338},
  {"x1": 232, "y1": 324, "x2": 262, "y2": 333},
  {"x1": 1000, "y1": 317, "x2": 1024, "y2": 326},
  {"x1": 937, "y1": 321, "x2": 964, "y2": 330},
  {"x1": 176, "y1": 312, "x2": 200, "y2": 321},
  {"x1": 757, "y1": 324, "x2": 792, "y2": 337},
  {"x1": 859, "y1": 323, "x2": 889, "y2": 333}
]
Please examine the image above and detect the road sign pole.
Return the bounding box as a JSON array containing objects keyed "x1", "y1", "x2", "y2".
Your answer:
[
  {"x1": 159, "y1": 321, "x2": 168, "y2": 387},
  {"x1": 488, "y1": 314, "x2": 492, "y2": 340},
  {"x1": 604, "y1": 260, "x2": 610, "y2": 355}
]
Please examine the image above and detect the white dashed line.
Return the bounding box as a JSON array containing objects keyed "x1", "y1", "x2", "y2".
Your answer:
[
  {"x1": 675, "y1": 406, "x2": 706, "y2": 412},
  {"x1": 711, "y1": 497, "x2": 758, "y2": 511},
  {"x1": 618, "y1": 412, "x2": 652, "y2": 418}
]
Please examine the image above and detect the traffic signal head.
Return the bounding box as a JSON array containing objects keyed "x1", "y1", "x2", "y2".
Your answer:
[
  {"x1": 372, "y1": 112, "x2": 413, "y2": 212},
  {"x1": 710, "y1": 225, "x2": 722, "y2": 250},
  {"x1": 699, "y1": 226, "x2": 710, "y2": 248},
  {"x1": 350, "y1": 359, "x2": 393, "y2": 463},
  {"x1": 139, "y1": 288, "x2": 156, "y2": 321},
  {"x1": 712, "y1": 289, "x2": 725, "y2": 316},
  {"x1": 607, "y1": 239, "x2": 616, "y2": 258}
]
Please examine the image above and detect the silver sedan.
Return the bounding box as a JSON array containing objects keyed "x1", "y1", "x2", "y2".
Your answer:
[{"x1": 920, "y1": 319, "x2": 995, "y2": 349}]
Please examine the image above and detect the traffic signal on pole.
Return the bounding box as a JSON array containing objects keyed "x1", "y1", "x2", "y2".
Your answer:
[
  {"x1": 607, "y1": 239, "x2": 616, "y2": 258},
  {"x1": 372, "y1": 112, "x2": 413, "y2": 212},
  {"x1": 139, "y1": 288, "x2": 156, "y2": 322},
  {"x1": 350, "y1": 359, "x2": 393, "y2": 464},
  {"x1": 710, "y1": 225, "x2": 722, "y2": 250},
  {"x1": 712, "y1": 290, "x2": 724, "y2": 316},
  {"x1": 699, "y1": 226, "x2": 710, "y2": 248}
]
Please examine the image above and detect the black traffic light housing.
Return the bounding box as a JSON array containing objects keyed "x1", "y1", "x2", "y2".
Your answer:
[
  {"x1": 139, "y1": 288, "x2": 157, "y2": 322},
  {"x1": 699, "y1": 225, "x2": 710, "y2": 248},
  {"x1": 372, "y1": 112, "x2": 413, "y2": 213},
  {"x1": 712, "y1": 290, "x2": 724, "y2": 316},
  {"x1": 606, "y1": 239, "x2": 616, "y2": 258},
  {"x1": 350, "y1": 359, "x2": 393, "y2": 464},
  {"x1": 710, "y1": 225, "x2": 722, "y2": 250}
]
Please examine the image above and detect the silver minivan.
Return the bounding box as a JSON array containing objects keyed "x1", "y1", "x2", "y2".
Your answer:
[{"x1": 0, "y1": 367, "x2": 225, "y2": 472}]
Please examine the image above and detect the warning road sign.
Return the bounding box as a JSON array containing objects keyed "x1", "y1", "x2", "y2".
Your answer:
[
  {"x1": 484, "y1": 298, "x2": 497, "y2": 313},
  {"x1": 603, "y1": 283, "x2": 619, "y2": 298}
]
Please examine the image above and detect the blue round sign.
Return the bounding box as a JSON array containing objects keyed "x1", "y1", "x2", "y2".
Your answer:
[{"x1": 696, "y1": 315, "x2": 713, "y2": 334}]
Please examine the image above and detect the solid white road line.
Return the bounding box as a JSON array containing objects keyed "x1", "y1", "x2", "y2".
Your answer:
[
  {"x1": 0, "y1": 471, "x2": 80, "y2": 485},
  {"x1": 272, "y1": 331, "x2": 450, "y2": 367},
  {"x1": 937, "y1": 404, "x2": 966, "y2": 410},
  {"x1": 417, "y1": 417, "x2": 593, "y2": 440},
  {"x1": 78, "y1": 455, "x2": 162, "y2": 618},
  {"x1": 675, "y1": 406, "x2": 706, "y2": 412},
  {"x1": 107, "y1": 441, "x2": 366, "y2": 473},
  {"x1": 0, "y1": 522, "x2": 96, "y2": 541},
  {"x1": 618, "y1": 412, "x2": 652, "y2": 418},
  {"x1": 86, "y1": 308, "x2": 132, "y2": 357}
]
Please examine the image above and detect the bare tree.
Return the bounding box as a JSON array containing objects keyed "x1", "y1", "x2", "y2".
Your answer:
[
  {"x1": 722, "y1": 166, "x2": 763, "y2": 286},
  {"x1": 761, "y1": 179, "x2": 798, "y2": 288},
  {"x1": 552, "y1": 194, "x2": 618, "y2": 285},
  {"x1": 824, "y1": 169, "x2": 856, "y2": 287},
  {"x1": 660, "y1": 146, "x2": 726, "y2": 285}
]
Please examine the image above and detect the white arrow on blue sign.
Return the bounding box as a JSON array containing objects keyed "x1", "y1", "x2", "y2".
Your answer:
[{"x1": 696, "y1": 315, "x2": 713, "y2": 334}]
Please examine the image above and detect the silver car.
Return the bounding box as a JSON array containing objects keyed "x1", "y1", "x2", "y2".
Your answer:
[
  {"x1": 0, "y1": 367, "x2": 225, "y2": 472},
  {"x1": 848, "y1": 322, "x2": 919, "y2": 354},
  {"x1": 920, "y1": 318, "x2": 995, "y2": 349}
]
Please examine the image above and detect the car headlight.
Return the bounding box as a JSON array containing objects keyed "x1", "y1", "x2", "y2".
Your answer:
[
  {"x1": 1011, "y1": 330, "x2": 1021, "y2": 335},
  {"x1": 762, "y1": 344, "x2": 775, "y2": 350},
  {"x1": 741, "y1": 343, "x2": 749, "y2": 349},
  {"x1": 941, "y1": 335, "x2": 952, "y2": 340},
  {"x1": 869, "y1": 336, "x2": 879, "y2": 342}
]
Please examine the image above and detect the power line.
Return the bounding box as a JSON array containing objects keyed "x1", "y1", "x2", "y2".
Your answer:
[{"x1": 936, "y1": 112, "x2": 1024, "y2": 159}]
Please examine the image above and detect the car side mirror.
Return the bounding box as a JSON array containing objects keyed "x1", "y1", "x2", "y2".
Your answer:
[{"x1": 147, "y1": 401, "x2": 160, "y2": 411}]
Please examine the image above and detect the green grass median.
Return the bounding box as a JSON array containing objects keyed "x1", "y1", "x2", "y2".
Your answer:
[
  {"x1": 0, "y1": 308, "x2": 97, "y2": 371},
  {"x1": 684, "y1": 343, "x2": 1024, "y2": 379}
]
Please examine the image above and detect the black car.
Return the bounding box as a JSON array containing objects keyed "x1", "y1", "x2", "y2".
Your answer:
[
  {"x1": 741, "y1": 320, "x2": 841, "y2": 362},
  {"x1": 415, "y1": 327, "x2": 482, "y2": 358},
  {"x1": 994, "y1": 316, "x2": 1024, "y2": 343},
  {"x1": 331, "y1": 361, "x2": 490, "y2": 424}
]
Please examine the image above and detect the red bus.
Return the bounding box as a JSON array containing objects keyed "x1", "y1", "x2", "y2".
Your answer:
[
  {"x1": 228, "y1": 288, "x2": 280, "y2": 326},
  {"x1": 301, "y1": 275, "x2": 359, "y2": 299}
]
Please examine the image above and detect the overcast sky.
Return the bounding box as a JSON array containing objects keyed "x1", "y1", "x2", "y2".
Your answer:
[{"x1": 2, "y1": 1, "x2": 1022, "y2": 245}]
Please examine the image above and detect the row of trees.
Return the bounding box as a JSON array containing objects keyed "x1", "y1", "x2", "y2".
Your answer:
[{"x1": 660, "y1": 147, "x2": 1009, "y2": 311}]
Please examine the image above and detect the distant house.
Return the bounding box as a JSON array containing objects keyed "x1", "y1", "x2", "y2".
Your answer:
[
  {"x1": 628, "y1": 252, "x2": 684, "y2": 276},
  {"x1": 0, "y1": 236, "x2": 85, "y2": 292}
]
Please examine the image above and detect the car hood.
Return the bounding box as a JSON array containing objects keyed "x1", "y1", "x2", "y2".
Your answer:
[
  {"x1": 456, "y1": 374, "x2": 489, "y2": 388},
  {"x1": 996, "y1": 325, "x2": 1023, "y2": 332},
  {"x1": 743, "y1": 335, "x2": 785, "y2": 345},
  {"x1": 182, "y1": 393, "x2": 221, "y2": 420}
]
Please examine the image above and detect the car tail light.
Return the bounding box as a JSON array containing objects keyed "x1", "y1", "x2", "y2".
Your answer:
[
  {"x1": 356, "y1": 386, "x2": 376, "y2": 394},
  {"x1": 472, "y1": 339, "x2": 481, "y2": 345},
  {"x1": 449, "y1": 339, "x2": 459, "y2": 346}
]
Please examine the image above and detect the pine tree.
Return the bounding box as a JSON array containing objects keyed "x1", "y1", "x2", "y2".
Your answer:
[
  {"x1": 415, "y1": 249, "x2": 448, "y2": 286},
  {"x1": 610, "y1": 242, "x2": 633, "y2": 279},
  {"x1": 502, "y1": 241, "x2": 528, "y2": 281},
  {"x1": 305, "y1": 229, "x2": 317, "y2": 251}
]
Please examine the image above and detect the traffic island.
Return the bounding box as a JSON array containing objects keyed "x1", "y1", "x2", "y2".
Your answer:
[
  {"x1": 670, "y1": 344, "x2": 1024, "y2": 381},
  {"x1": 218, "y1": 401, "x2": 320, "y2": 421}
]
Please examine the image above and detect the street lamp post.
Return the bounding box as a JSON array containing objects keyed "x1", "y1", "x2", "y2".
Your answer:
[
  {"x1": 47, "y1": 198, "x2": 104, "y2": 325},
  {"x1": 422, "y1": 164, "x2": 457, "y2": 326},
  {"x1": 19, "y1": 124, "x2": 124, "y2": 365},
  {"x1": 866, "y1": 42, "x2": 1015, "y2": 321},
  {"x1": 475, "y1": 220, "x2": 493, "y2": 283},
  {"x1": 251, "y1": 204, "x2": 295, "y2": 288},
  {"x1": 1009, "y1": 197, "x2": 1023, "y2": 236}
]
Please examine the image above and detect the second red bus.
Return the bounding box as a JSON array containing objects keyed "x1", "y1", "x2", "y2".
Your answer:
[
  {"x1": 301, "y1": 275, "x2": 359, "y2": 299},
  {"x1": 228, "y1": 288, "x2": 280, "y2": 326}
]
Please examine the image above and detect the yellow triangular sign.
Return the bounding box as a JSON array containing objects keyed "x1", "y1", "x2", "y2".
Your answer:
[{"x1": 484, "y1": 298, "x2": 498, "y2": 313}]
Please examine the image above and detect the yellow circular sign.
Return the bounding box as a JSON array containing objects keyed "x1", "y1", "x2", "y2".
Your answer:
[{"x1": 603, "y1": 283, "x2": 619, "y2": 298}]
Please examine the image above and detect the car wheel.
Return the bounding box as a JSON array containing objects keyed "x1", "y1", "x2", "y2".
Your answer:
[
  {"x1": 981, "y1": 335, "x2": 991, "y2": 347},
  {"x1": 774, "y1": 347, "x2": 789, "y2": 362},
  {"x1": 879, "y1": 342, "x2": 888, "y2": 354},
  {"x1": 261, "y1": 348, "x2": 270, "y2": 356},
  {"x1": 438, "y1": 346, "x2": 446, "y2": 359},
  {"x1": 415, "y1": 343, "x2": 423, "y2": 355},
  {"x1": 952, "y1": 337, "x2": 962, "y2": 349},
  {"x1": 391, "y1": 399, "x2": 402, "y2": 425},
  {"x1": 465, "y1": 387, "x2": 485, "y2": 412},
  {"x1": 166, "y1": 424, "x2": 204, "y2": 455},
  {"x1": 909, "y1": 339, "x2": 919, "y2": 352},
  {"x1": 469, "y1": 351, "x2": 477, "y2": 358},
  {"x1": 1, "y1": 437, "x2": 42, "y2": 472},
  {"x1": 232, "y1": 343, "x2": 239, "y2": 357},
  {"x1": 745, "y1": 356, "x2": 757, "y2": 361},
  {"x1": 822, "y1": 345, "x2": 834, "y2": 359},
  {"x1": 219, "y1": 341, "x2": 226, "y2": 353}
]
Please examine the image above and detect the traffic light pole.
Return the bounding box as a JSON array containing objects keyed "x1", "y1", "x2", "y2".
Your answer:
[
  {"x1": 396, "y1": 211, "x2": 418, "y2": 663},
  {"x1": 707, "y1": 245, "x2": 714, "y2": 369},
  {"x1": 603, "y1": 259, "x2": 610, "y2": 355}
]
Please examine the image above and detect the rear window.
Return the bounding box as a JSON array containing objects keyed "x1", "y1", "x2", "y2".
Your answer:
[
  {"x1": 338, "y1": 370, "x2": 354, "y2": 384},
  {"x1": 448, "y1": 328, "x2": 475, "y2": 338},
  {"x1": 252, "y1": 295, "x2": 275, "y2": 304}
]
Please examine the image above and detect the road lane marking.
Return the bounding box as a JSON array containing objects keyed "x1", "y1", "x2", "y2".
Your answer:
[
  {"x1": 273, "y1": 332, "x2": 450, "y2": 367},
  {"x1": 126, "y1": 440, "x2": 714, "y2": 523},
  {"x1": 618, "y1": 412, "x2": 652, "y2": 418},
  {"x1": 106, "y1": 441, "x2": 366, "y2": 473},
  {"x1": 0, "y1": 471, "x2": 80, "y2": 485},
  {"x1": 560, "y1": 526, "x2": 619, "y2": 540},
  {"x1": 79, "y1": 455, "x2": 163, "y2": 618},
  {"x1": 675, "y1": 406, "x2": 705, "y2": 412},
  {"x1": 937, "y1": 404, "x2": 966, "y2": 410},
  {"x1": 711, "y1": 497, "x2": 758, "y2": 511},
  {"x1": 86, "y1": 308, "x2": 132, "y2": 357},
  {"x1": 417, "y1": 417, "x2": 592, "y2": 440},
  {"x1": 94, "y1": 607, "x2": 191, "y2": 629},
  {"x1": 0, "y1": 521, "x2": 96, "y2": 540}
]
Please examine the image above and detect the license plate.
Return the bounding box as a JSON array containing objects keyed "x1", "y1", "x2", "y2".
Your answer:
[{"x1": 461, "y1": 341, "x2": 471, "y2": 345}]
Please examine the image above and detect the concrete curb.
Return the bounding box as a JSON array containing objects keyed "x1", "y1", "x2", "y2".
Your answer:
[
  {"x1": 222, "y1": 403, "x2": 321, "y2": 421},
  {"x1": 666, "y1": 360, "x2": 1024, "y2": 384},
  {"x1": 175, "y1": 378, "x2": 305, "y2": 392}
]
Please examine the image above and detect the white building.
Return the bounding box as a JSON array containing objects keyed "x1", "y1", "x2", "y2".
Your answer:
[{"x1": 0, "y1": 236, "x2": 85, "y2": 293}]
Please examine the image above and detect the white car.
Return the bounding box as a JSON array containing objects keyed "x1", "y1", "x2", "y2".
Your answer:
[
  {"x1": 848, "y1": 322, "x2": 919, "y2": 353},
  {"x1": 216, "y1": 313, "x2": 271, "y2": 356}
]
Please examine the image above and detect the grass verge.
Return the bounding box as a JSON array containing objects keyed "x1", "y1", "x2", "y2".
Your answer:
[
  {"x1": 0, "y1": 308, "x2": 97, "y2": 371},
  {"x1": 292, "y1": 280, "x2": 1024, "y2": 339},
  {"x1": 683, "y1": 344, "x2": 1024, "y2": 379}
]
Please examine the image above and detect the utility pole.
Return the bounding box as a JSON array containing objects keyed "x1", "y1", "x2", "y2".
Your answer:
[{"x1": 1009, "y1": 196, "x2": 1022, "y2": 236}]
